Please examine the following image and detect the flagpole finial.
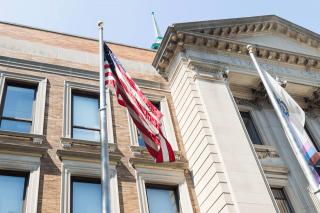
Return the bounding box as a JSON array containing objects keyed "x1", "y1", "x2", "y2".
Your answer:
[
  {"x1": 98, "y1": 21, "x2": 104, "y2": 29},
  {"x1": 247, "y1": 45, "x2": 253, "y2": 53}
]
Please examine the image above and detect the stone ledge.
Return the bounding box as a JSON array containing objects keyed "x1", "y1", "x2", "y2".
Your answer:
[
  {"x1": 0, "y1": 129, "x2": 45, "y2": 144},
  {"x1": 129, "y1": 157, "x2": 188, "y2": 171},
  {"x1": 56, "y1": 149, "x2": 121, "y2": 164},
  {"x1": 0, "y1": 142, "x2": 48, "y2": 157},
  {"x1": 130, "y1": 145, "x2": 182, "y2": 160},
  {"x1": 129, "y1": 145, "x2": 187, "y2": 170},
  {"x1": 254, "y1": 144, "x2": 280, "y2": 159}
]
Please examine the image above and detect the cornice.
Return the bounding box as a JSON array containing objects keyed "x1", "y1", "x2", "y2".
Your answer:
[
  {"x1": 0, "y1": 55, "x2": 164, "y2": 90},
  {"x1": 190, "y1": 20, "x2": 320, "y2": 50},
  {"x1": 154, "y1": 30, "x2": 320, "y2": 78}
]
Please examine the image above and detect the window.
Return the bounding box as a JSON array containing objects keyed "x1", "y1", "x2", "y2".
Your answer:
[
  {"x1": 62, "y1": 81, "x2": 114, "y2": 147},
  {"x1": 0, "y1": 171, "x2": 28, "y2": 213},
  {"x1": 271, "y1": 188, "x2": 294, "y2": 213},
  {"x1": 146, "y1": 184, "x2": 180, "y2": 213},
  {"x1": 137, "y1": 101, "x2": 161, "y2": 147},
  {"x1": 60, "y1": 160, "x2": 120, "y2": 213},
  {"x1": 0, "y1": 73, "x2": 47, "y2": 138},
  {"x1": 305, "y1": 125, "x2": 319, "y2": 151},
  {"x1": 71, "y1": 177, "x2": 101, "y2": 213},
  {"x1": 0, "y1": 84, "x2": 36, "y2": 133},
  {"x1": 129, "y1": 97, "x2": 178, "y2": 150},
  {"x1": 136, "y1": 168, "x2": 192, "y2": 213},
  {"x1": 0, "y1": 153, "x2": 41, "y2": 212},
  {"x1": 72, "y1": 93, "x2": 100, "y2": 141},
  {"x1": 240, "y1": 111, "x2": 263, "y2": 145}
]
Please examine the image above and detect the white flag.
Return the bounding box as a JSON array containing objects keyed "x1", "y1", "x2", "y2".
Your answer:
[{"x1": 265, "y1": 71, "x2": 320, "y2": 177}]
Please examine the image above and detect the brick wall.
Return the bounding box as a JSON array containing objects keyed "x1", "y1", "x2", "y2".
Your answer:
[{"x1": 0, "y1": 22, "x2": 199, "y2": 212}]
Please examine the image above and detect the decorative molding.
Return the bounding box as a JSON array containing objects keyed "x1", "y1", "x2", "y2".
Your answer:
[
  {"x1": 153, "y1": 15, "x2": 320, "y2": 76},
  {"x1": 154, "y1": 30, "x2": 320, "y2": 77},
  {"x1": 56, "y1": 145, "x2": 121, "y2": 164},
  {"x1": 60, "y1": 137, "x2": 117, "y2": 151},
  {"x1": 0, "y1": 72, "x2": 47, "y2": 136},
  {"x1": 0, "y1": 153, "x2": 41, "y2": 213},
  {"x1": 62, "y1": 81, "x2": 114, "y2": 144},
  {"x1": 192, "y1": 20, "x2": 320, "y2": 50},
  {"x1": 130, "y1": 145, "x2": 182, "y2": 161},
  {"x1": 135, "y1": 167, "x2": 193, "y2": 213},
  {"x1": 188, "y1": 61, "x2": 229, "y2": 81},
  {"x1": 254, "y1": 144, "x2": 280, "y2": 159},
  {"x1": 60, "y1": 160, "x2": 120, "y2": 213},
  {"x1": 127, "y1": 95, "x2": 179, "y2": 151},
  {"x1": 234, "y1": 97, "x2": 259, "y2": 108},
  {"x1": 304, "y1": 88, "x2": 320, "y2": 110}
]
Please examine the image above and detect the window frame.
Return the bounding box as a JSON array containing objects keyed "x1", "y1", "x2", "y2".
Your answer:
[
  {"x1": 0, "y1": 153, "x2": 41, "y2": 212},
  {"x1": 0, "y1": 170, "x2": 29, "y2": 211},
  {"x1": 136, "y1": 167, "x2": 192, "y2": 213},
  {"x1": 0, "y1": 72, "x2": 47, "y2": 137},
  {"x1": 270, "y1": 187, "x2": 295, "y2": 213},
  {"x1": 128, "y1": 95, "x2": 178, "y2": 151},
  {"x1": 71, "y1": 91, "x2": 100, "y2": 141},
  {"x1": 70, "y1": 176, "x2": 102, "y2": 213},
  {"x1": 237, "y1": 105, "x2": 267, "y2": 145},
  {"x1": 61, "y1": 160, "x2": 120, "y2": 213},
  {"x1": 62, "y1": 81, "x2": 114, "y2": 146},
  {"x1": 305, "y1": 118, "x2": 320, "y2": 151},
  {"x1": 240, "y1": 110, "x2": 264, "y2": 145},
  {"x1": 0, "y1": 82, "x2": 37, "y2": 133},
  {"x1": 145, "y1": 183, "x2": 180, "y2": 212}
]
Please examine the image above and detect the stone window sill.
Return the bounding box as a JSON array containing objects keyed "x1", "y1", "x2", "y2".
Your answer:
[
  {"x1": 0, "y1": 129, "x2": 45, "y2": 144},
  {"x1": 253, "y1": 144, "x2": 280, "y2": 159}
]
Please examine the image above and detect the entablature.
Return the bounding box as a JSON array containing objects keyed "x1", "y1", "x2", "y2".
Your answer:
[{"x1": 154, "y1": 30, "x2": 320, "y2": 77}]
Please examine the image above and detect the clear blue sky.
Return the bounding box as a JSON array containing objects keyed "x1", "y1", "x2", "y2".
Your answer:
[{"x1": 0, "y1": 0, "x2": 319, "y2": 49}]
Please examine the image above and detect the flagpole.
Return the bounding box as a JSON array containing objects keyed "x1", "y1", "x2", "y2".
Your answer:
[
  {"x1": 98, "y1": 21, "x2": 111, "y2": 213},
  {"x1": 247, "y1": 45, "x2": 320, "y2": 201}
]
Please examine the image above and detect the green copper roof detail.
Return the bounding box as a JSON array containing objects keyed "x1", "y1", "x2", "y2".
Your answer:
[{"x1": 151, "y1": 12, "x2": 163, "y2": 50}]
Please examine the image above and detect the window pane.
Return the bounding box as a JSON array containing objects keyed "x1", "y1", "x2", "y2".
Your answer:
[
  {"x1": 73, "y1": 95, "x2": 99, "y2": 129},
  {"x1": 151, "y1": 101, "x2": 161, "y2": 111},
  {"x1": 0, "y1": 119, "x2": 32, "y2": 133},
  {"x1": 137, "y1": 130, "x2": 145, "y2": 147},
  {"x1": 305, "y1": 126, "x2": 319, "y2": 151},
  {"x1": 73, "y1": 128, "x2": 100, "y2": 142},
  {"x1": 72, "y1": 180, "x2": 101, "y2": 213},
  {"x1": 2, "y1": 85, "x2": 35, "y2": 119},
  {"x1": 271, "y1": 188, "x2": 294, "y2": 213},
  {"x1": 146, "y1": 186, "x2": 179, "y2": 213},
  {"x1": 0, "y1": 174, "x2": 26, "y2": 213},
  {"x1": 240, "y1": 112, "x2": 263, "y2": 145}
]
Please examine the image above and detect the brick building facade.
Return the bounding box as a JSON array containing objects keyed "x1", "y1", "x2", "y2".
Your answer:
[{"x1": 1, "y1": 15, "x2": 320, "y2": 213}]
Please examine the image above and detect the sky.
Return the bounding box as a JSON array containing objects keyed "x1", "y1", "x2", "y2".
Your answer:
[{"x1": 0, "y1": 0, "x2": 319, "y2": 49}]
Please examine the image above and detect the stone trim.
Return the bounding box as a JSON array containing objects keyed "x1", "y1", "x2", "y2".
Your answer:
[
  {"x1": 0, "y1": 153, "x2": 41, "y2": 213},
  {"x1": 62, "y1": 81, "x2": 114, "y2": 144},
  {"x1": 56, "y1": 146, "x2": 121, "y2": 163},
  {"x1": 188, "y1": 61, "x2": 229, "y2": 82},
  {"x1": 0, "y1": 129, "x2": 46, "y2": 144},
  {"x1": 127, "y1": 95, "x2": 179, "y2": 151},
  {"x1": 254, "y1": 144, "x2": 280, "y2": 159},
  {"x1": 135, "y1": 167, "x2": 193, "y2": 213},
  {"x1": 154, "y1": 30, "x2": 320, "y2": 77},
  {"x1": 60, "y1": 160, "x2": 120, "y2": 213},
  {"x1": 192, "y1": 21, "x2": 320, "y2": 50},
  {"x1": 0, "y1": 72, "x2": 47, "y2": 137},
  {"x1": 0, "y1": 55, "x2": 167, "y2": 91}
]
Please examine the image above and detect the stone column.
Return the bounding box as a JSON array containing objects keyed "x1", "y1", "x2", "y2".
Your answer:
[{"x1": 169, "y1": 59, "x2": 276, "y2": 212}]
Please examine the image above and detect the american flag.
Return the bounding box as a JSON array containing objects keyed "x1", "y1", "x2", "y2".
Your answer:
[{"x1": 103, "y1": 43, "x2": 175, "y2": 163}]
